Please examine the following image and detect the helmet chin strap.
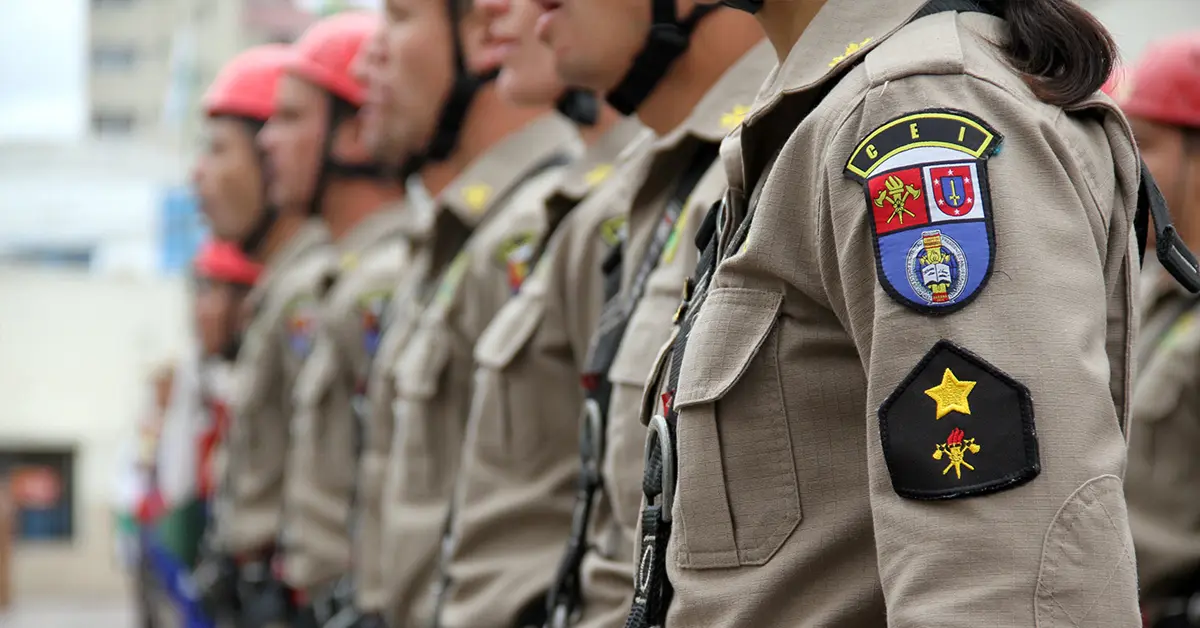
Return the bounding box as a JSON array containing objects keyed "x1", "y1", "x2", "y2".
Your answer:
[
  {"x1": 308, "y1": 95, "x2": 390, "y2": 218},
  {"x1": 604, "y1": 1, "x2": 719, "y2": 115},
  {"x1": 721, "y1": 0, "x2": 761, "y2": 13},
  {"x1": 234, "y1": 117, "x2": 279, "y2": 258}
]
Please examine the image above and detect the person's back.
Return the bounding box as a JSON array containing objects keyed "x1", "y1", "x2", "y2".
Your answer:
[
  {"x1": 1118, "y1": 31, "x2": 1200, "y2": 628},
  {"x1": 625, "y1": 1, "x2": 1190, "y2": 626}
]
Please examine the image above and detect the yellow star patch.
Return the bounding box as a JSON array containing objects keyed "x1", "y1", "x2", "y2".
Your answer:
[
  {"x1": 924, "y1": 368, "x2": 976, "y2": 419},
  {"x1": 829, "y1": 37, "x2": 872, "y2": 68},
  {"x1": 462, "y1": 183, "x2": 493, "y2": 213},
  {"x1": 584, "y1": 163, "x2": 614, "y2": 188},
  {"x1": 720, "y1": 105, "x2": 751, "y2": 131}
]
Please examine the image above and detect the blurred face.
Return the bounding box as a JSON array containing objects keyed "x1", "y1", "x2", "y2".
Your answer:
[
  {"x1": 259, "y1": 76, "x2": 328, "y2": 209},
  {"x1": 193, "y1": 119, "x2": 264, "y2": 243},
  {"x1": 1133, "y1": 117, "x2": 1200, "y2": 247},
  {"x1": 193, "y1": 280, "x2": 237, "y2": 358},
  {"x1": 477, "y1": 0, "x2": 564, "y2": 105},
  {"x1": 534, "y1": 0, "x2": 649, "y2": 92},
  {"x1": 365, "y1": 0, "x2": 459, "y2": 164}
]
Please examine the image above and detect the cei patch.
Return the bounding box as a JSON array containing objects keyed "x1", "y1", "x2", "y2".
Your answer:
[
  {"x1": 600, "y1": 215, "x2": 626, "y2": 247},
  {"x1": 285, "y1": 296, "x2": 319, "y2": 358},
  {"x1": 844, "y1": 109, "x2": 1004, "y2": 315},
  {"x1": 878, "y1": 340, "x2": 1039, "y2": 500},
  {"x1": 494, "y1": 231, "x2": 539, "y2": 293},
  {"x1": 357, "y1": 291, "x2": 391, "y2": 358}
]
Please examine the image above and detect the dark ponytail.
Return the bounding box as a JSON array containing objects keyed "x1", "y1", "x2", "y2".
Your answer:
[{"x1": 990, "y1": 0, "x2": 1118, "y2": 107}]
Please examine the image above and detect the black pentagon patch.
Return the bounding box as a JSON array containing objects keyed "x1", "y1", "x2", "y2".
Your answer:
[{"x1": 878, "y1": 340, "x2": 1039, "y2": 500}]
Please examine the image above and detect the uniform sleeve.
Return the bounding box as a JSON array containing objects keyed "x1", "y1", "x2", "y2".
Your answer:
[{"x1": 821, "y1": 74, "x2": 1140, "y2": 626}]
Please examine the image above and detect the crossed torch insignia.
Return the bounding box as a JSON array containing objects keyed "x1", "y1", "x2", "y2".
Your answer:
[
  {"x1": 932, "y1": 427, "x2": 980, "y2": 479},
  {"x1": 874, "y1": 175, "x2": 922, "y2": 225}
]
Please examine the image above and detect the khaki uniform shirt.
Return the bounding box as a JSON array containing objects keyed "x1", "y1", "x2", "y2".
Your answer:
[
  {"x1": 221, "y1": 221, "x2": 333, "y2": 554},
  {"x1": 645, "y1": 3, "x2": 1143, "y2": 626},
  {"x1": 354, "y1": 181, "x2": 436, "y2": 612},
  {"x1": 382, "y1": 114, "x2": 580, "y2": 626},
  {"x1": 1128, "y1": 258, "x2": 1200, "y2": 604},
  {"x1": 280, "y1": 207, "x2": 421, "y2": 593},
  {"x1": 575, "y1": 44, "x2": 774, "y2": 628},
  {"x1": 439, "y1": 117, "x2": 646, "y2": 628}
]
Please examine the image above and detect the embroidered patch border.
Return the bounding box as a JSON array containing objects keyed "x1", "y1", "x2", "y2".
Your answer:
[
  {"x1": 877, "y1": 340, "x2": 1040, "y2": 501},
  {"x1": 844, "y1": 108, "x2": 1004, "y2": 315}
]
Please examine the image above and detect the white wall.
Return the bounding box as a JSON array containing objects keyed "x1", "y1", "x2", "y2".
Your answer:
[
  {"x1": 0, "y1": 267, "x2": 189, "y2": 596},
  {"x1": 1082, "y1": 0, "x2": 1200, "y2": 63}
]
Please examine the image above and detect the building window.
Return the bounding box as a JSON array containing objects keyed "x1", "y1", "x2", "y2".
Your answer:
[
  {"x1": 91, "y1": 111, "x2": 137, "y2": 136},
  {"x1": 91, "y1": 44, "x2": 139, "y2": 71}
]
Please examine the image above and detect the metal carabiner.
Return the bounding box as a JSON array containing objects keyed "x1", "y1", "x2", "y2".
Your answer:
[{"x1": 643, "y1": 414, "x2": 676, "y2": 522}]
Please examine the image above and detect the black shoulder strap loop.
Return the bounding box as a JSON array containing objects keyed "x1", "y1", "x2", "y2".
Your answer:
[{"x1": 1141, "y1": 161, "x2": 1200, "y2": 291}]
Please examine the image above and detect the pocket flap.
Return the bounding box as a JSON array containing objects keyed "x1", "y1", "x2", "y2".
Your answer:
[
  {"x1": 396, "y1": 323, "x2": 453, "y2": 400},
  {"x1": 293, "y1": 338, "x2": 339, "y2": 407},
  {"x1": 608, "y1": 292, "x2": 680, "y2": 386},
  {"x1": 673, "y1": 287, "x2": 782, "y2": 408},
  {"x1": 474, "y1": 294, "x2": 544, "y2": 370}
]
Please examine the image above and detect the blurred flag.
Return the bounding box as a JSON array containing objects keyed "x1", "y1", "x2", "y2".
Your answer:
[
  {"x1": 161, "y1": 26, "x2": 198, "y2": 134},
  {"x1": 160, "y1": 186, "x2": 208, "y2": 275}
]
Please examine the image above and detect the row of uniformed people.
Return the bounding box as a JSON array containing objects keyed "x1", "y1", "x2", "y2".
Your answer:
[{"x1": 187, "y1": 0, "x2": 1200, "y2": 625}]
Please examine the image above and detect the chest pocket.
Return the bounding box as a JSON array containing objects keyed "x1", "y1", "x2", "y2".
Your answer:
[
  {"x1": 472, "y1": 294, "x2": 545, "y2": 467},
  {"x1": 605, "y1": 291, "x2": 679, "y2": 532},
  {"x1": 394, "y1": 322, "x2": 454, "y2": 499},
  {"x1": 232, "y1": 326, "x2": 276, "y2": 451},
  {"x1": 671, "y1": 287, "x2": 800, "y2": 570},
  {"x1": 292, "y1": 336, "x2": 340, "y2": 420}
]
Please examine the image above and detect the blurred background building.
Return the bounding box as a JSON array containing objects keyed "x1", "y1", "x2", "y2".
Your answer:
[{"x1": 0, "y1": 0, "x2": 1195, "y2": 612}]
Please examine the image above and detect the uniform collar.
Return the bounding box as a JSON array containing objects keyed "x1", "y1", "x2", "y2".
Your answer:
[
  {"x1": 249, "y1": 219, "x2": 329, "y2": 307},
  {"x1": 552, "y1": 116, "x2": 646, "y2": 202},
  {"x1": 335, "y1": 206, "x2": 411, "y2": 270},
  {"x1": 651, "y1": 40, "x2": 776, "y2": 153},
  {"x1": 745, "y1": 0, "x2": 928, "y2": 127},
  {"x1": 437, "y1": 113, "x2": 578, "y2": 226}
]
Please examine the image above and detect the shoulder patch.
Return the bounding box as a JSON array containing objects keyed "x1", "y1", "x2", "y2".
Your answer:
[
  {"x1": 599, "y1": 215, "x2": 627, "y2": 247},
  {"x1": 284, "y1": 296, "x2": 319, "y2": 358},
  {"x1": 878, "y1": 340, "x2": 1039, "y2": 501},
  {"x1": 357, "y1": 290, "x2": 391, "y2": 358},
  {"x1": 494, "y1": 231, "x2": 539, "y2": 294},
  {"x1": 844, "y1": 109, "x2": 1004, "y2": 315}
]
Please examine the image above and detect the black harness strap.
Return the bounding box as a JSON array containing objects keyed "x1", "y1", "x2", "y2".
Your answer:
[{"x1": 546, "y1": 143, "x2": 719, "y2": 628}]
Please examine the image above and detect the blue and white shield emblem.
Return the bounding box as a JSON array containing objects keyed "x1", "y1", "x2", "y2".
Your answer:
[{"x1": 843, "y1": 109, "x2": 1003, "y2": 315}]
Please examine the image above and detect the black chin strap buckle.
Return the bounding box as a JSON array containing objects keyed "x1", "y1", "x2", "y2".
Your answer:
[{"x1": 556, "y1": 89, "x2": 600, "y2": 126}]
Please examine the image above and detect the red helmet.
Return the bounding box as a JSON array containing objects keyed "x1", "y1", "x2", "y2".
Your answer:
[
  {"x1": 202, "y1": 44, "x2": 291, "y2": 121},
  {"x1": 1120, "y1": 32, "x2": 1200, "y2": 129},
  {"x1": 1101, "y1": 65, "x2": 1125, "y2": 98},
  {"x1": 194, "y1": 240, "x2": 263, "y2": 286},
  {"x1": 284, "y1": 11, "x2": 379, "y2": 107}
]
